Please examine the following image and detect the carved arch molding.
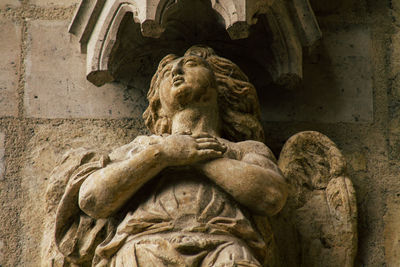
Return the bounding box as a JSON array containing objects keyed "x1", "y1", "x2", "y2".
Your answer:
[{"x1": 69, "y1": 0, "x2": 321, "y2": 89}]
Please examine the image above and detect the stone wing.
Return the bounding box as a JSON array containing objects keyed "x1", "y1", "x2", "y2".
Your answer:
[{"x1": 271, "y1": 131, "x2": 357, "y2": 267}]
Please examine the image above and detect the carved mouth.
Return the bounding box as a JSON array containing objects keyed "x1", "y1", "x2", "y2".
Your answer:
[{"x1": 173, "y1": 76, "x2": 185, "y2": 86}]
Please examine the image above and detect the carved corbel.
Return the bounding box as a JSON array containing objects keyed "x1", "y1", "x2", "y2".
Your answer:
[
  {"x1": 210, "y1": 0, "x2": 274, "y2": 39},
  {"x1": 69, "y1": 0, "x2": 321, "y2": 88},
  {"x1": 265, "y1": 0, "x2": 321, "y2": 87},
  {"x1": 69, "y1": 0, "x2": 167, "y2": 86}
]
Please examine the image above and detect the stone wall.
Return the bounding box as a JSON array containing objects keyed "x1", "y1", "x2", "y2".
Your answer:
[{"x1": 0, "y1": 0, "x2": 397, "y2": 266}]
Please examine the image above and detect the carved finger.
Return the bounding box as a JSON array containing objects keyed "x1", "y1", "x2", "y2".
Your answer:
[
  {"x1": 192, "y1": 132, "x2": 214, "y2": 138},
  {"x1": 197, "y1": 149, "x2": 223, "y2": 158},
  {"x1": 180, "y1": 130, "x2": 192, "y2": 135},
  {"x1": 196, "y1": 142, "x2": 226, "y2": 152},
  {"x1": 195, "y1": 138, "x2": 217, "y2": 143}
]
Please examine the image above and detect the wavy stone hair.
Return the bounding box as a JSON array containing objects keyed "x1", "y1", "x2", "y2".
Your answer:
[{"x1": 143, "y1": 45, "x2": 265, "y2": 142}]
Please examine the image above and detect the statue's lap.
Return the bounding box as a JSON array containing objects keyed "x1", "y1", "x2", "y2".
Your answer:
[{"x1": 111, "y1": 232, "x2": 262, "y2": 267}]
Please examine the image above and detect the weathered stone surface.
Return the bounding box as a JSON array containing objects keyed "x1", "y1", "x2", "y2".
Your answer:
[
  {"x1": 385, "y1": 5, "x2": 400, "y2": 267},
  {"x1": 261, "y1": 24, "x2": 373, "y2": 123},
  {"x1": 384, "y1": 198, "x2": 400, "y2": 267},
  {"x1": 21, "y1": 121, "x2": 144, "y2": 267},
  {"x1": 346, "y1": 151, "x2": 367, "y2": 172},
  {"x1": 391, "y1": 29, "x2": 400, "y2": 75},
  {"x1": 42, "y1": 46, "x2": 358, "y2": 267},
  {"x1": 391, "y1": 0, "x2": 400, "y2": 26},
  {"x1": 0, "y1": 0, "x2": 21, "y2": 8},
  {"x1": 309, "y1": 0, "x2": 342, "y2": 13},
  {"x1": 309, "y1": 0, "x2": 366, "y2": 15},
  {"x1": 44, "y1": 46, "x2": 289, "y2": 267},
  {"x1": 30, "y1": 0, "x2": 80, "y2": 7},
  {"x1": 388, "y1": 29, "x2": 400, "y2": 160},
  {"x1": 0, "y1": 0, "x2": 394, "y2": 266},
  {"x1": 273, "y1": 131, "x2": 357, "y2": 267},
  {"x1": 0, "y1": 18, "x2": 20, "y2": 117},
  {"x1": 70, "y1": 0, "x2": 321, "y2": 87},
  {"x1": 0, "y1": 133, "x2": 4, "y2": 181},
  {"x1": 0, "y1": 239, "x2": 4, "y2": 266},
  {"x1": 25, "y1": 20, "x2": 147, "y2": 119}
]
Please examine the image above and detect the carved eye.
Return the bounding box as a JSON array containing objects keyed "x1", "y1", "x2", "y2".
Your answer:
[
  {"x1": 162, "y1": 67, "x2": 172, "y2": 78},
  {"x1": 164, "y1": 70, "x2": 171, "y2": 77},
  {"x1": 184, "y1": 59, "x2": 197, "y2": 67}
]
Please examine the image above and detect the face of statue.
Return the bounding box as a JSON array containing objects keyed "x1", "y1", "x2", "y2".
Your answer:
[{"x1": 158, "y1": 55, "x2": 217, "y2": 114}]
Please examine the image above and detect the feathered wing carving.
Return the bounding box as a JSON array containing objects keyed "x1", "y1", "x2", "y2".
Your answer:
[{"x1": 271, "y1": 131, "x2": 357, "y2": 267}]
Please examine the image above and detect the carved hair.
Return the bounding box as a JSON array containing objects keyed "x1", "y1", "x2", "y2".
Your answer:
[{"x1": 143, "y1": 45, "x2": 265, "y2": 142}]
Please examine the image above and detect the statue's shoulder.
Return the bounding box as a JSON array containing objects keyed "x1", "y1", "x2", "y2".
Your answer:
[
  {"x1": 109, "y1": 134, "x2": 164, "y2": 161},
  {"x1": 233, "y1": 140, "x2": 277, "y2": 162}
]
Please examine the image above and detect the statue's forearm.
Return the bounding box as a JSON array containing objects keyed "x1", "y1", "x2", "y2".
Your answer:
[
  {"x1": 198, "y1": 158, "x2": 288, "y2": 216},
  {"x1": 79, "y1": 145, "x2": 167, "y2": 219}
]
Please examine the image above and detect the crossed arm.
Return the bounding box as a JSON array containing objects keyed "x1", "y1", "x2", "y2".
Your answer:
[
  {"x1": 197, "y1": 149, "x2": 287, "y2": 216},
  {"x1": 78, "y1": 134, "x2": 287, "y2": 219}
]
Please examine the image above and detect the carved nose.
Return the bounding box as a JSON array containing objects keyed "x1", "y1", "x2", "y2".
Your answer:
[{"x1": 172, "y1": 62, "x2": 184, "y2": 76}]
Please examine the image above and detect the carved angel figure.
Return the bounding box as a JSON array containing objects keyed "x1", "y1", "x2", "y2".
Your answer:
[{"x1": 44, "y1": 46, "x2": 357, "y2": 267}]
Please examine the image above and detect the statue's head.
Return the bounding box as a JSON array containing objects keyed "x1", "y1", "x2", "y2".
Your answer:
[{"x1": 143, "y1": 45, "x2": 264, "y2": 142}]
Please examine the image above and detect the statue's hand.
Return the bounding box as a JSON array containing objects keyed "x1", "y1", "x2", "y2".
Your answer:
[{"x1": 160, "y1": 132, "x2": 226, "y2": 166}]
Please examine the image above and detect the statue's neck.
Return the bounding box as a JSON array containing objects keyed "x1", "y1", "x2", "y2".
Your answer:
[{"x1": 171, "y1": 107, "x2": 220, "y2": 136}]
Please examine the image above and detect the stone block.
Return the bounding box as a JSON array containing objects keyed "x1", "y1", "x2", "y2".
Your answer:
[
  {"x1": 25, "y1": 20, "x2": 147, "y2": 119},
  {"x1": 261, "y1": 24, "x2": 373, "y2": 123},
  {"x1": 30, "y1": 0, "x2": 79, "y2": 7},
  {"x1": 0, "y1": 19, "x2": 20, "y2": 117},
  {"x1": 0, "y1": 0, "x2": 21, "y2": 8}
]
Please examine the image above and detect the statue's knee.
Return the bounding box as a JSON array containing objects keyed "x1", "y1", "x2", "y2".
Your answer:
[{"x1": 202, "y1": 241, "x2": 261, "y2": 267}]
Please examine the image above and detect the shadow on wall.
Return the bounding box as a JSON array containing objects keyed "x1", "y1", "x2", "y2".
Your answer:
[{"x1": 258, "y1": 23, "x2": 373, "y2": 124}]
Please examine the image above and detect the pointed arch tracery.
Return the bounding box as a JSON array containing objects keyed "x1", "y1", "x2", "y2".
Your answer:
[{"x1": 69, "y1": 0, "x2": 320, "y2": 87}]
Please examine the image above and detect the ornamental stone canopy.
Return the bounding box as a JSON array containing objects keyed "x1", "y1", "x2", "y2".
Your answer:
[{"x1": 69, "y1": 0, "x2": 321, "y2": 88}]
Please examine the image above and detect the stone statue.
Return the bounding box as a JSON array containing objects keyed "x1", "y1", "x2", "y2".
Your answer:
[{"x1": 44, "y1": 46, "x2": 357, "y2": 267}]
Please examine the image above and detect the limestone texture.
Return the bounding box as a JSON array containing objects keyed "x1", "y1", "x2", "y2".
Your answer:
[
  {"x1": 30, "y1": 0, "x2": 80, "y2": 7},
  {"x1": 0, "y1": 0, "x2": 20, "y2": 8},
  {"x1": 0, "y1": 0, "x2": 397, "y2": 266},
  {"x1": 69, "y1": 0, "x2": 320, "y2": 87},
  {"x1": 261, "y1": 24, "x2": 373, "y2": 123},
  {"x1": 384, "y1": 3, "x2": 400, "y2": 265},
  {"x1": 46, "y1": 46, "x2": 288, "y2": 267},
  {"x1": 274, "y1": 131, "x2": 357, "y2": 267},
  {"x1": 384, "y1": 198, "x2": 400, "y2": 267},
  {"x1": 44, "y1": 46, "x2": 357, "y2": 267},
  {"x1": 0, "y1": 18, "x2": 20, "y2": 117},
  {"x1": 25, "y1": 20, "x2": 147, "y2": 119},
  {"x1": 22, "y1": 121, "x2": 147, "y2": 267},
  {"x1": 0, "y1": 132, "x2": 4, "y2": 181}
]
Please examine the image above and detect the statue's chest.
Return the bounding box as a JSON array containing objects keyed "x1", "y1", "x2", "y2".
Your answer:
[
  {"x1": 134, "y1": 170, "x2": 238, "y2": 223},
  {"x1": 156, "y1": 175, "x2": 207, "y2": 216}
]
